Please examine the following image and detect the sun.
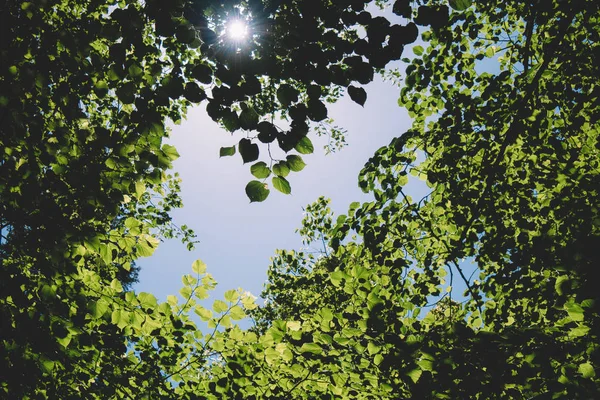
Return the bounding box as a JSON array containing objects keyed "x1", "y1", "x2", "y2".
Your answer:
[{"x1": 226, "y1": 19, "x2": 248, "y2": 41}]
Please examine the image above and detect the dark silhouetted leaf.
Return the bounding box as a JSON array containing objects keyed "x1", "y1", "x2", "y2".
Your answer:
[
  {"x1": 184, "y1": 82, "x2": 207, "y2": 103},
  {"x1": 392, "y1": 0, "x2": 412, "y2": 17},
  {"x1": 257, "y1": 121, "x2": 278, "y2": 143},
  {"x1": 348, "y1": 85, "x2": 367, "y2": 106},
  {"x1": 239, "y1": 138, "x2": 259, "y2": 163},
  {"x1": 239, "y1": 106, "x2": 259, "y2": 130},
  {"x1": 277, "y1": 84, "x2": 299, "y2": 107}
]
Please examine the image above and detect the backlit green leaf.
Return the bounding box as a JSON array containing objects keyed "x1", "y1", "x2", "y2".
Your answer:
[
  {"x1": 449, "y1": 0, "x2": 472, "y2": 11},
  {"x1": 239, "y1": 138, "x2": 259, "y2": 164},
  {"x1": 294, "y1": 136, "x2": 314, "y2": 154},
  {"x1": 192, "y1": 259, "x2": 207, "y2": 275},
  {"x1": 272, "y1": 176, "x2": 291, "y2": 194},
  {"x1": 286, "y1": 155, "x2": 306, "y2": 172},
  {"x1": 213, "y1": 300, "x2": 229, "y2": 313},
  {"x1": 578, "y1": 362, "x2": 595, "y2": 379},
  {"x1": 273, "y1": 161, "x2": 291, "y2": 177},
  {"x1": 251, "y1": 161, "x2": 271, "y2": 179},
  {"x1": 220, "y1": 146, "x2": 236, "y2": 157},
  {"x1": 245, "y1": 180, "x2": 270, "y2": 202}
]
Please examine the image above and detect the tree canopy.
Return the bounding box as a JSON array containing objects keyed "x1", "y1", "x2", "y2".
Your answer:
[{"x1": 1, "y1": 0, "x2": 599, "y2": 398}]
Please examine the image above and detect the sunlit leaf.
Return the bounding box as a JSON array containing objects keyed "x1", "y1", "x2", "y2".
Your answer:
[
  {"x1": 220, "y1": 145, "x2": 236, "y2": 157},
  {"x1": 294, "y1": 136, "x2": 314, "y2": 154},
  {"x1": 272, "y1": 176, "x2": 291, "y2": 194},
  {"x1": 250, "y1": 161, "x2": 271, "y2": 179},
  {"x1": 286, "y1": 155, "x2": 306, "y2": 172},
  {"x1": 245, "y1": 180, "x2": 270, "y2": 202}
]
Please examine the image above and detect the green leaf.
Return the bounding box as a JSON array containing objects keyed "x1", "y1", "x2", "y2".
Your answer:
[
  {"x1": 272, "y1": 176, "x2": 291, "y2": 194},
  {"x1": 224, "y1": 289, "x2": 239, "y2": 302},
  {"x1": 94, "y1": 80, "x2": 109, "y2": 97},
  {"x1": 167, "y1": 295, "x2": 178, "y2": 306},
  {"x1": 569, "y1": 325, "x2": 590, "y2": 337},
  {"x1": 220, "y1": 146, "x2": 236, "y2": 157},
  {"x1": 579, "y1": 362, "x2": 595, "y2": 378},
  {"x1": 286, "y1": 155, "x2": 306, "y2": 172},
  {"x1": 413, "y1": 45, "x2": 424, "y2": 56},
  {"x1": 245, "y1": 180, "x2": 270, "y2": 202},
  {"x1": 192, "y1": 259, "x2": 207, "y2": 275},
  {"x1": 566, "y1": 302, "x2": 584, "y2": 322},
  {"x1": 110, "y1": 279, "x2": 123, "y2": 293},
  {"x1": 135, "y1": 181, "x2": 145, "y2": 198},
  {"x1": 90, "y1": 298, "x2": 110, "y2": 319},
  {"x1": 138, "y1": 292, "x2": 158, "y2": 309},
  {"x1": 273, "y1": 161, "x2": 290, "y2": 177},
  {"x1": 213, "y1": 300, "x2": 229, "y2": 313},
  {"x1": 286, "y1": 321, "x2": 302, "y2": 331},
  {"x1": 111, "y1": 309, "x2": 130, "y2": 329},
  {"x1": 162, "y1": 144, "x2": 180, "y2": 161},
  {"x1": 300, "y1": 343, "x2": 322, "y2": 354},
  {"x1": 407, "y1": 368, "x2": 422, "y2": 383},
  {"x1": 251, "y1": 162, "x2": 271, "y2": 179},
  {"x1": 348, "y1": 85, "x2": 367, "y2": 106},
  {"x1": 367, "y1": 342, "x2": 381, "y2": 355},
  {"x1": 449, "y1": 0, "x2": 473, "y2": 11},
  {"x1": 239, "y1": 138, "x2": 259, "y2": 164},
  {"x1": 294, "y1": 136, "x2": 314, "y2": 154},
  {"x1": 137, "y1": 235, "x2": 159, "y2": 257},
  {"x1": 229, "y1": 305, "x2": 246, "y2": 320},
  {"x1": 330, "y1": 270, "x2": 345, "y2": 286},
  {"x1": 417, "y1": 355, "x2": 434, "y2": 371},
  {"x1": 40, "y1": 284, "x2": 56, "y2": 300},
  {"x1": 40, "y1": 358, "x2": 56, "y2": 373},
  {"x1": 194, "y1": 306, "x2": 213, "y2": 321},
  {"x1": 180, "y1": 286, "x2": 192, "y2": 300},
  {"x1": 555, "y1": 275, "x2": 569, "y2": 295},
  {"x1": 128, "y1": 63, "x2": 143, "y2": 78}
]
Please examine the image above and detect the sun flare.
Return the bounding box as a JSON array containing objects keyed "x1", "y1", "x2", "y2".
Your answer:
[{"x1": 226, "y1": 20, "x2": 248, "y2": 41}]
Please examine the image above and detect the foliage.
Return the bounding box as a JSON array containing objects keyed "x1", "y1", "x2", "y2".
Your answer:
[
  {"x1": 242, "y1": 0, "x2": 600, "y2": 398},
  {"x1": 1, "y1": 0, "x2": 599, "y2": 398},
  {"x1": 1, "y1": 0, "x2": 414, "y2": 395}
]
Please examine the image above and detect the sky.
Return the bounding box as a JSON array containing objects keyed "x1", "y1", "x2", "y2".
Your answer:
[
  {"x1": 134, "y1": 71, "x2": 430, "y2": 303},
  {"x1": 130, "y1": 5, "x2": 464, "y2": 311}
]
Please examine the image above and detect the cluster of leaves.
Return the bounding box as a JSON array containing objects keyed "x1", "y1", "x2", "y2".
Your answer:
[
  {"x1": 238, "y1": 0, "x2": 600, "y2": 398},
  {"x1": 2, "y1": 0, "x2": 599, "y2": 398},
  {"x1": 206, "y1": 0, "x2": 421, "y2": 200}
]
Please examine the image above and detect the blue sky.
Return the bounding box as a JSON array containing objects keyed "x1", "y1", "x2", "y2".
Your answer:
[{"x1": 134, "y1": 71, "x2": 429, "y2": 302}]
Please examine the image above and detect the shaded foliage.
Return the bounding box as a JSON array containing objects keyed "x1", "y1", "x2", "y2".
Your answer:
[
  {"x1": 1, "y1": 0, "x2": 414, "y2": 396},
  {"x1": 245, "y1": 0, "x2": 600, "y2": 398}
]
